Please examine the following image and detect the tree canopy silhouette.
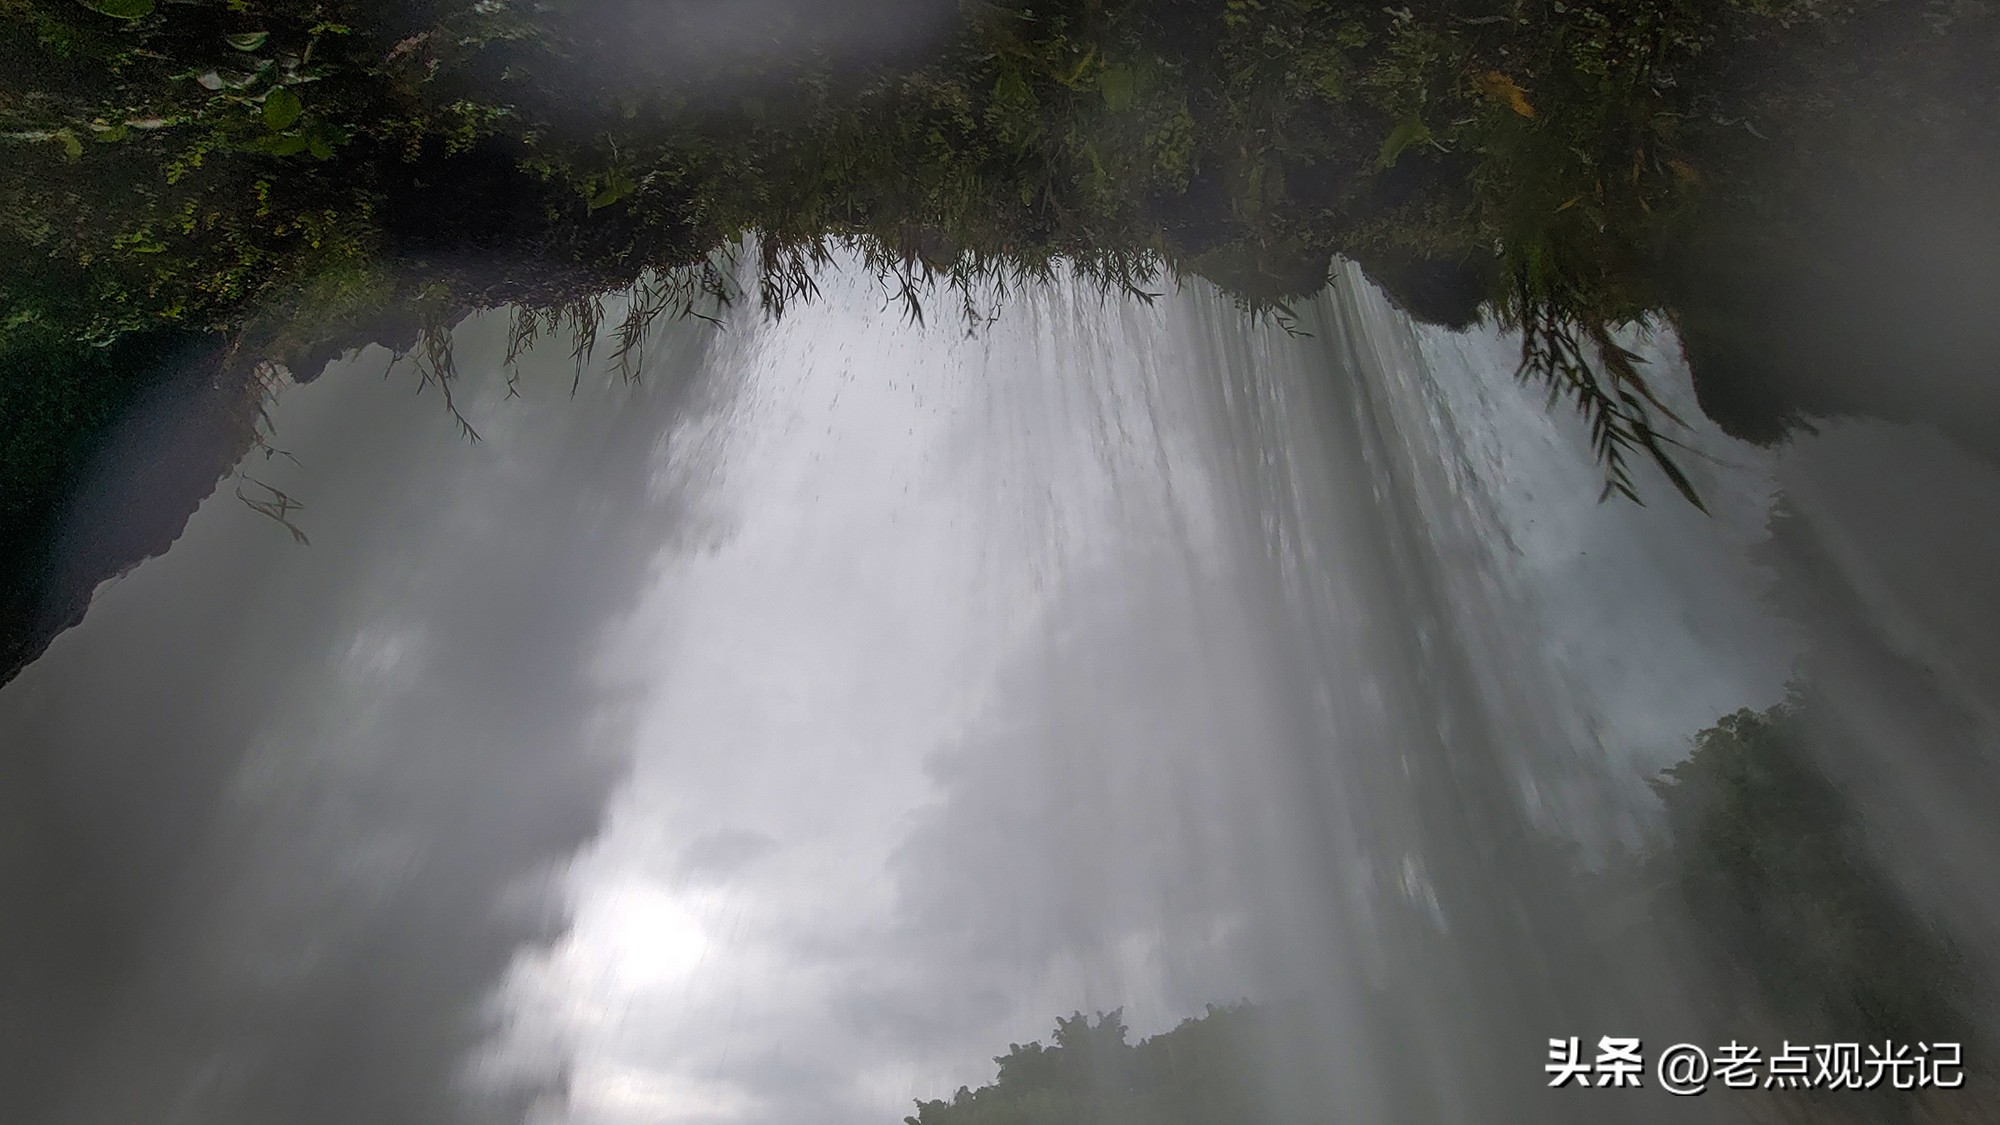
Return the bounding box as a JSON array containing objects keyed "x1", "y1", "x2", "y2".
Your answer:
[{"x1": 906, "y1": 1005, "x2": 1272, "y2": 1125}]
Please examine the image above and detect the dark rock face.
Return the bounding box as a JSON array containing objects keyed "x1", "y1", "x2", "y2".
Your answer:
[
  {"x1": 0, "y1": 336, "x2": 258, "y2": 688},
  {"x1": 1348, "y1": 250, "x2": 1495, "y2": 333},
  {"x1": 1668, "y1": 170, "x2": 2000, "y2": 463}
]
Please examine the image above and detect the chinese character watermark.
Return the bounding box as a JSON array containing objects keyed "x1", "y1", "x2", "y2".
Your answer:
[{"x1": 1546, "y1": 1038, "x2": 1965, "y2": 1095}]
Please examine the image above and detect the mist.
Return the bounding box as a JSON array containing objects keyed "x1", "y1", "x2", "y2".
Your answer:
[{"x1": 3, "y1": 255, "x2": 1998, "y2": 1124}]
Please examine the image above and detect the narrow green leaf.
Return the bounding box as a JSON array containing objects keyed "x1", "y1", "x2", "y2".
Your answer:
[
  {"x1": 78, "y1": 0, "x2": 154, "y2": 20},
  {"x1": 1375, "y1": 114, "x2": 1430, "y2": 170},
  {"x1": 226, "y1": 31, "x2": 270, "y2": 52},
  {"x1": 1635, "y1": 426, "x2": 1708, "y2": 512},
  {"x1": 588, "y1": 174, "x2": 633, "y2": 211}
]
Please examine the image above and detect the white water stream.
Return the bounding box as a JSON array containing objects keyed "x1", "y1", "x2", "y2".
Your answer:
[{"x1": 3, "y1": 257, "x2": 1995, "y2": 1124}]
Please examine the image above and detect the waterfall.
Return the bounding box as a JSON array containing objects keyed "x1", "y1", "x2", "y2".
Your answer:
[
  {"x1": 473, "y1": 257, "x2": 1799, "y2": 1124},
  {"x1": 2, "y1": 252, "x2": 1993, "y2": 1125}
]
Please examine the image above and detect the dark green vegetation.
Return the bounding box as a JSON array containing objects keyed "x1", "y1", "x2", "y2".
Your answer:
[
  {"x1": 905, "y1": 1006, "x2": 1272, "y2": 1125},
  {"x1": 1610, "y1": 688, "x2": 1991, "y2": 1121},
  {"x1": 911, "y1": 693, "x2": 1987, "y2": 1123},
  {"x1": 3, "y1": 0, "x2": 1999, "y2": 678},
  {"x1": 1647, "y1": 689, "x2": 1975, "y2": 1050},
  {"x1": 0, "y1": 315, "x2": 254, "y2": 685}
]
